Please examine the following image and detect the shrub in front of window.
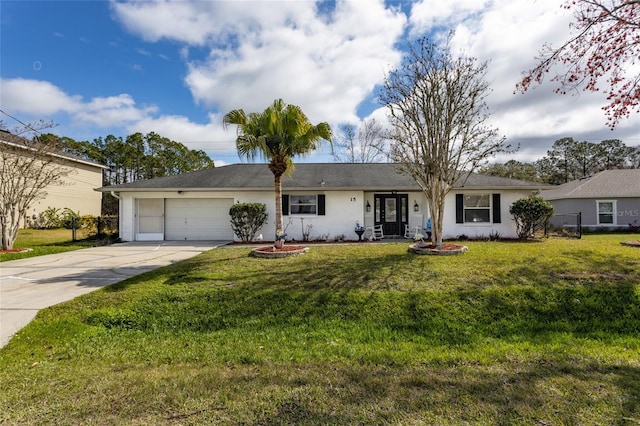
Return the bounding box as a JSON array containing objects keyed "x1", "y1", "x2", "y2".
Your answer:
[
  {"x1": 509, "y1": 196, "x2": 554, "y2": 239},
  {"x1": 229, "y1": 203, "x2": 268, "y2": 242}
]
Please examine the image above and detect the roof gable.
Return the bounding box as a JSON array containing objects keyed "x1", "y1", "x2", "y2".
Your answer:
[{"x1": 99, "y1": 163, "x2": 546, "y2": 192}]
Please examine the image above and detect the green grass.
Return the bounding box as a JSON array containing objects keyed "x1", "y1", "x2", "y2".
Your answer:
[
  {"x1": 0, "y1": 228, "x2": 109, "y2": 261},
  {"x1": 1, "y1": 235, "x2": 639, "y2": 424}
]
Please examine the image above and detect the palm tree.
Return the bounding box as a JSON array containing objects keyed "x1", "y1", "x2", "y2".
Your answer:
[{"x1": 223, "y1": 99, "x2": 332, "y2": 247}]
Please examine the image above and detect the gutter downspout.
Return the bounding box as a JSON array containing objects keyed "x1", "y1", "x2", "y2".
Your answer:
[{"x1": 110, "y1": 191, "x2": 122, "y2": 241}]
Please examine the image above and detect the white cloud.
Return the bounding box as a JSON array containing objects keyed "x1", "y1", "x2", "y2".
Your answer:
[
  {"x1": 409, "y1": 0, "x2": 491, "y2": 33},
  {"x1": 129, "y1": 112, "x2": 235, "y2": 153},
  {"x1": 0, "y1": 78, "x2": 81, "y2": 115},
  {"x1": 0, "y1": 78, "x2": 157, "y2": 129},
  {"x1": 75, "y1": 94, "x2": 158, "y2": 127},
  {"x1": 181, "y1": 0, "x2": 406, "y2": 124},
  {"x1": 110, "y1": 0, "x2": 314, "y2": 46}
]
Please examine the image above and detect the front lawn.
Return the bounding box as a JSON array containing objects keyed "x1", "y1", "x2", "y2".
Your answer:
[
  {"x1": 0, "y1": 228, "x2": 110, "y2": 261},
  {"x1": 1, "y1": 235, "x2": 639, "y2": 424}
]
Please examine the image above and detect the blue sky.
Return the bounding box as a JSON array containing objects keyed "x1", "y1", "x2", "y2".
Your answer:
[{"x1": 2, "y1": 0, "x2": 639, "y2": 167}]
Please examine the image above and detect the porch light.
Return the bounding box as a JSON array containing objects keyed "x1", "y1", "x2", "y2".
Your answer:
[
  {"x1": 366, "y1": 200, "x2": 371, "y2": 212},
  {"x1": 414, "y1": 200, "x2": 419, "y2": 212}
]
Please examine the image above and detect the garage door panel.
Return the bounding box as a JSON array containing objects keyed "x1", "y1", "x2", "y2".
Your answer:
[{"x1": 165, "y1": 198, "x2": 233, "y2": 240}]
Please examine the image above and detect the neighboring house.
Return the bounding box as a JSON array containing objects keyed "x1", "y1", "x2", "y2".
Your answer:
[
  {"x1": 541, "y1": 169, "x2": 640, "y2": 230},
  {"x1": 0, "y1": 131, "x2": 106, "y2": 226},
  {"x1": 99, "y1": 163, "x2": 545, "y2": 242}
]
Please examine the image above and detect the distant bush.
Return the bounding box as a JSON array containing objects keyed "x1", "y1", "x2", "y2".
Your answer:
[
  {"x1": 29, "y1": 207, "x2": 62, "y2": 229},
  {"x1": 229, "y1": 203, "x2": 268, "y2": 242},
  {"x1": 510, "y1": 196, "x2": 554, "y2": 239}
]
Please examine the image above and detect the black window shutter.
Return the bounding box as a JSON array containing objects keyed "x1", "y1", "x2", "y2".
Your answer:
[
  {"x1": 492, "y1": 193, "x2": 501, "y2": 223},
  {"x1": 455, "y1": 194, "x2": 464, "y2": 223},
  {"x1": 317, "y1": 194, "x2": 325, "y2": 215},
  {"x1": 282, "y1": 194, "x2": 289, "y2": 216}
]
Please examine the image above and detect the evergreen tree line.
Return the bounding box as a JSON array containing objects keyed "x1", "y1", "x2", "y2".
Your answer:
[
  {"x1": 39, "y1": 131, "x2": 215, "y2": 186},
  {"x1": 38, "y1": 132, "x2": 215, "y2": 215},
  {"x1": 481, "y1": 138, "x2": 640, "y2": 185}
]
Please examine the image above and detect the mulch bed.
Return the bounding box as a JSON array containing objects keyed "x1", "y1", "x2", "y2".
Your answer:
[
  {"x1": 408, "y1": 243, "x2": 469, "y2": 256},
  {"x1": 250, "y1": 245, "x2": 309, "y2": 258},
  {"x1": 0, "y1": 248, "x2": 31, "y2": 255},
  {"x1": 620, "y1": 241, "x2": 640, "y2": 247}
]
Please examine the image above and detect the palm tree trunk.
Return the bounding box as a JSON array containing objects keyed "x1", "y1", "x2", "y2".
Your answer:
[{"x1": 274, "y1": 173, "x2": 284, "y2": 248}]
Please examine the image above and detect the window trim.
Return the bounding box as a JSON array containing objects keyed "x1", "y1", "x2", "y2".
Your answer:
[
  {"x1": 456, "y1": 193, "x2": 501, "y2": 224},
  {"x1": 289, "y1": 194, "x2": 318, "y2": 215},
  {"x1": 463, "y1": 193, "x2": 491, "y2": 224},
  {"x1": 283, "y1": 194, "x2": 326, "y2": 216},
  {"x1": 596, "y1": 200, "x2": 617, "y2": 226}
]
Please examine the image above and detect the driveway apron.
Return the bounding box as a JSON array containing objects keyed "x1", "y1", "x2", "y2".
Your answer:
[{"x1": 0, "y1": 241, "x2": 225, "y2": 348}]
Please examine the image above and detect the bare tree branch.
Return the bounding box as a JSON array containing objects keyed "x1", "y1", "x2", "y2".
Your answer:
[{"x1": 0, "y1": 122, "x2": 73, "y2": 250}]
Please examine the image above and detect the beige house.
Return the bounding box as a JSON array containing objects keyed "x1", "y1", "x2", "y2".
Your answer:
[
  {"x1": 27, "y1": 156, "x2": 105, "y2": 221},
  {"x1": 0, "y1": 131, "x2": 106, "y2": 226}
]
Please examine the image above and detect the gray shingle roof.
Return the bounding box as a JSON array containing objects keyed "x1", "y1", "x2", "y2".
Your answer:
[
  {"x1": 98, "y1": 163, "x2": 546, "y2": 192},
  {"x1": 540, "y1": 169, "x2": 640, "y2": 200}
]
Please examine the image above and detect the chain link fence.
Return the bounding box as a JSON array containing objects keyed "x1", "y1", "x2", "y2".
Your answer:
[{"x1": 70, "y1": 216, "x2": 119, "y2": 241}]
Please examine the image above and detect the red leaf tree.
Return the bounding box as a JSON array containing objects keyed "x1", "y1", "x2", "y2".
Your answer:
[{"x1": 517, "y1": 0, "x2": 640, "y2": 129}]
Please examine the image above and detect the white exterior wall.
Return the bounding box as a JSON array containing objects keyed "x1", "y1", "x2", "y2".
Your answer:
[
  {"x1": 118, "y1": 191, "x2": 248, "y2": 241},
  {"x1": 443, "y1": 190, "x2": 535, "y2": 239},
  {"x1": 117, "y1": 190, "x2": 369, "y2": 242},
  {"x1": 283, "y1": 190, "x2": 364, "y2": 241},
  {"x1": 116, "y1": 189, "x2": 531, "y2": 241}
]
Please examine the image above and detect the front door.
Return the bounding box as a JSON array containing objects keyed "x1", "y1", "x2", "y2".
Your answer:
[{"x1": 374, "y1": 194, "x2": 408, "y2": 236}]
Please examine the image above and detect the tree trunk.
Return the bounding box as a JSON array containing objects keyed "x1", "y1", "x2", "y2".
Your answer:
[
  {"x1": 0, "y1": 206, "x2": 20, "y2": 250},
  {"x1": 426, "y1": 180, "x2": 448, "y2": 248},
  {"x1": 274, "y1": 173, "x2": 284, "y2": 248}
]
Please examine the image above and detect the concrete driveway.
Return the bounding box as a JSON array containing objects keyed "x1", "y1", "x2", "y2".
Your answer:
[{"x1": 0, "y1": 241, "x2": 227, "y2": 348}]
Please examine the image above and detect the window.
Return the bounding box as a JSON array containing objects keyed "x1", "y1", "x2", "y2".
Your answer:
[
  {"x1": 456, "y1": 194, "x2": 501, "y2": 224},
  {"x1": 464, "y1": 194, "x2": 491, "y2": 223},
  {"x1": 290, "y1": 195, "x2": 317, "y2": 214},
  {"x1": 283, "y1": 194, "x2": 325, "y2": 216},
  {"x1": 597, "y1": 200, "x2": 616, "y2": 225}
]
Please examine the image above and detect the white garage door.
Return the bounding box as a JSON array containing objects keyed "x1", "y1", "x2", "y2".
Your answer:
[{"x1": 165, "y1": 198, "x2": 234, "y2": 240}]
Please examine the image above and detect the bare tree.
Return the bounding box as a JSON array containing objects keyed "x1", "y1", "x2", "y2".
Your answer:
[
  {"x1": 380, "y1": 37, "x2": 508, "y2": 247},
  {"x1": 0, "y1": 122, "x2": 73, "y2": 250},
  {"x1": 332, "y1": 118, "x2": 387, "y2": 163}
]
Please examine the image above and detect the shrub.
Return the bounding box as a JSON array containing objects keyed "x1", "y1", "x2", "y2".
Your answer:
[
  {"x1": 229, "y1": 203, "x2": 268, "y2": 242},
  {"x1": 60, "y1": 208, "x2": 81, "y2": 229},
  {"x1": 509, "y1": 196, "x2": 554, "y2": 239},
  {"x1": 30, "y1": 207, "x2": 63, "y2": 229}
]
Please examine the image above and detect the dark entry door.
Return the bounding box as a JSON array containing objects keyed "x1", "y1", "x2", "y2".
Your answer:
[{"x1": 374, "y1": 194, "x2": 408, "y2": 236}]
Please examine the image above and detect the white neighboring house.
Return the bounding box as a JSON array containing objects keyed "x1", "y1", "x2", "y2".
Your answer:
[
  {"x1": 541, "y1": 169, "x2": 640, "y2": 230},
  {"x1": 98, "y1": 163, "x2": 547, "y2": 242},
  {"x1": 0, "y1": 131, "x2": 105, "y2": 226}
]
